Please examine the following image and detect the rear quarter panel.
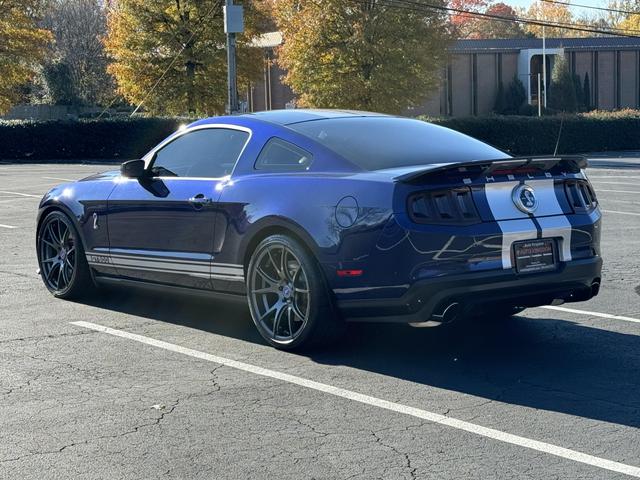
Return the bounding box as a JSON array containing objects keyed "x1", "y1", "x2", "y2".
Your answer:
[{"x1": 213, "y1": 172, "x2": 395, "y2": 293}]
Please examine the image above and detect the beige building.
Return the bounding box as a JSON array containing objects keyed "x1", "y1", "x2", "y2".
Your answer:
[{"x1": 249, "y1": 36, "x2": 640, "y2": 117}]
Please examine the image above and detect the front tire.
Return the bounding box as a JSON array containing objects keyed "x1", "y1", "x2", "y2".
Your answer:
[
  {"x1": 246, "y1": 234, "x2": 343, "y2": 350},
  {"x1": 37, "y1": 211, "x2": 93, "y2": 299}
]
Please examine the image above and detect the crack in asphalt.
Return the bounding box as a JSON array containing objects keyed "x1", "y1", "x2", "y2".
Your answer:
[
  {"x1": 0, "y1": 397, "x2": 181, "y2": 465},
  {"x1": 1, "y1": 364, "x2": 225, "y2": 465},
  {"x1": 370, "y1": 431, "x2": 418, "y2": 479},
  {"x1": 0, "y1": 330, "x2": 95, "y2": 346},
  {"x1": 0, "y1": 270, "x2": 36, "y2": 280}
]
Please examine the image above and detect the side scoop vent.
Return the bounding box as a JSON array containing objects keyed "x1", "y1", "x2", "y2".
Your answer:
[{"x1": 408, "y1": 187, "x2": 480, "y2": 225}]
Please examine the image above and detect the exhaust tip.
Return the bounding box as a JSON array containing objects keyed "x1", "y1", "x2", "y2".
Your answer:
[{"x1": 409, "y1": 302, "x2": 461, "y2": 328}]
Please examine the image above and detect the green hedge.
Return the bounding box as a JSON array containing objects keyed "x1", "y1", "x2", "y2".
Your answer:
[
  {"x1": 428, "y1": 112, "x2": 640, "y2": 156},
  {"x1": 0, "y1": 118, "x2": 186, "y2": 161},
  {"x1": 2, "y1": 112, "x2": 640, "y2": 161}
]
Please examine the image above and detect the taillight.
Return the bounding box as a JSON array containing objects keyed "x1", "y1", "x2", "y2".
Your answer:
[
  {"x1": 408, "y1": 187, "x2": 480, "y2": 225},
  {"x1": 564, "y1": 180, "x2": 598, "y2": 213}
]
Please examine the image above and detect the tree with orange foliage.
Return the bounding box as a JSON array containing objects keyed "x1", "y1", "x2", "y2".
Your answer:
[
  {"x1": 0, "y1": 0, "x2": 51, "y2": 114},
  {"x1": 271, "y1": 0, "x2": 451, "y2": 114},
  {"x1": 449, "y1": 0, "x2": 487, "y2": 38},
  {"x1": 104, "y1": 0, "x2": 265, "y2": 115}
]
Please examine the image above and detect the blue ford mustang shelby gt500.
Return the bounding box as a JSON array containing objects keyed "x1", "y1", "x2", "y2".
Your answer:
[{"x1": 36, "y1": 110, "x2": 602, "y2": 349}]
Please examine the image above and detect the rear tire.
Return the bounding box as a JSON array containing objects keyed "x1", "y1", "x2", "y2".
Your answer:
[
  {"x1": 246, "y1": 234, "x2": 344, "y2": 350},
  {"x1": 37, "y1": 211, "x2": 93, "y2": 299}
]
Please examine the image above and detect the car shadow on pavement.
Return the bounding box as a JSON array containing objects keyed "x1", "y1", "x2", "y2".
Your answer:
[{"x1": 82, "y1": 287, "x2": 640, "y2": 430}]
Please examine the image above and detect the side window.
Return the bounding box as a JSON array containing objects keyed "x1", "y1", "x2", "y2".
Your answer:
[
  {"x1": 255, "y1": 138, "x2": 313, "y2": 172},
  {"x1": 150, "y1": 128, "x2": 249, "y2": 178}
]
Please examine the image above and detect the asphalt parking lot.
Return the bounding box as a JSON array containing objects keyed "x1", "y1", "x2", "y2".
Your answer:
[{"x1": 1, "y1": 161, "x2": 639, "y2": 479}]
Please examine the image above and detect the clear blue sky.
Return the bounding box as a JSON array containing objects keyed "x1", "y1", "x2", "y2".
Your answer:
[{"x1": 502, "y1": 0, "x2": 608, "y2": 17}]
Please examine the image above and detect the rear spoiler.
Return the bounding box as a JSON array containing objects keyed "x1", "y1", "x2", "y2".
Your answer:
[{"x1": 394, "y1": 156, "x2": 588, "y2": 184}]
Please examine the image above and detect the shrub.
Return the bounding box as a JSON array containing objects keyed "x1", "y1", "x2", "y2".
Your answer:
[
  {"x1": 2, "y1": 112, "x2": 640, "y2": 161},
  {"x1": 425, "y1": 112, "x2": 640, "y2": 156},
  {"x1": 0, "y1": 117, "x2": 187, "y2": 161}
]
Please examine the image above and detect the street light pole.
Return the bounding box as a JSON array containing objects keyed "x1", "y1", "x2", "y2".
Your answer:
[{"x1": 224, "y1": 0, "x2": 243, "y2": 114}]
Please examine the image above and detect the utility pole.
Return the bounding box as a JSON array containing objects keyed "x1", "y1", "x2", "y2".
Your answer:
[
  {"x1": 542, "y1": 25, "x2": 547, "y2": 110},
  {"x1": 224, "y1": 0, "x2": 244, "y2": 114}
]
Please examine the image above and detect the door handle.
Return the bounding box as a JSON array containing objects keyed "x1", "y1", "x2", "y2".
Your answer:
[{"x1": 188, "y1": 194, "x2": 212, "y2": 206}]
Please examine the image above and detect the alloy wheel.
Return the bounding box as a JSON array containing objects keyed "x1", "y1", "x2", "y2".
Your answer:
[
  {"x1": 249, "y1": 243, "x2": 310, "y2": 344},
  {"x1": 39, "y1": 217, "x2": 77, "y2": 292}
]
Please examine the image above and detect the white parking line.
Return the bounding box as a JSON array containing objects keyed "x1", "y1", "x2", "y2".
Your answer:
[
  {"x1": 601, "y1": 209, "x2": 640, "y2": 217},
  {"x1": 596, "y1": 189, "x2": 640, "y2": 194},
  {"x1": 42, "y1": 176, "x2": 75, "y2": 182},
  {"x1": 541, "y1": 306, "x2": 640, "y2": 324},
  {"x1": 71, "y1": 320, "x2": 640, "y2": 478},
  {"x1": 589, "y1": 174, "x2": 640, "y2": 180},
  {"x1": 0, "y1": 190, "x2": 41, "y2": 198},
  {"x1": 0, "y1": 224, "x2": 18, "y2": 229},
  {"x1": 601, "y1": 199, "x2": 640, "y2": 205},
  {"x1": 589, "y1": 181, "x2": 640, "y2": 187}
]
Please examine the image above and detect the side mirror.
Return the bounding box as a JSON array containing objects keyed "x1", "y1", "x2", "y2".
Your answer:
[{"x1": 121, "y1": 159, "x2": 146, "y2": 179}]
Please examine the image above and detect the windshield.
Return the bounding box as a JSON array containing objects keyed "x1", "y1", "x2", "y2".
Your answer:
[{"x1": 288, "y1": 117, "x2": 509, "y2": 171}]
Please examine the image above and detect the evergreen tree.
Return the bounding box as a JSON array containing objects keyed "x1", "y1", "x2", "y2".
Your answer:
[
  {"x1": 504, "y1": 75, "x2": 526, "y2": 114},
  {"x1": 573, "y1": 73, "x2": 584, "y2": 110},
  {"x1": 583, "y1": 73, "x2": 592, "y2": 110},
  {"x1": 548, "y1": 55, "x2": 578, "y2": 112},
  {"x1": 493, "y1": 80, "x2": 506, "y2": 114}
]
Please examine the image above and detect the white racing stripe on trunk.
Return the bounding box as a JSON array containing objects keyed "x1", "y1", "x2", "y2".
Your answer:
[
  {"x1": 536, "y1": 216, "x2": 573, "y2": 261},
  {"x1": 526, "y1": 179, "x2": 566, "y2": 217},
  {"x1": 484, "y1": 181, "x2": 528, "y2": 221},
  {"x1": 70, "y1": 321, "x2": 640, "y2": 479},
  {"x1": 485, "y1": 180, "x2": 564, "y2": 221},
  {"x1": 497, "y1": 219, "x2": 538, "y2": 269},
  {"x1": 485, "y1": 180, "x2": 572, "y2": 269}
]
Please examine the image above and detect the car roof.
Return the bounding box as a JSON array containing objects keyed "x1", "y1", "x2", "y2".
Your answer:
[{"x1": 240, "y1": 109, "x2": 389, "y2": 126}]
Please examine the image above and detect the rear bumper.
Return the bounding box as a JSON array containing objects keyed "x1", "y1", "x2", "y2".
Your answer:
[{"x1": 337, "y1": 256, "x2": 602, "y2": 323}]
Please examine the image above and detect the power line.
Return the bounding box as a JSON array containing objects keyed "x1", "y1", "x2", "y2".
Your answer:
[
  {"x1": 540, "y1": 0, "x2": 640, "y2": 17},
  {"x1": 130, "y1": 2, "x2": 219, "y2": 116},
  {"x1": 352, "y1": 0, "x2": 640, "y2": 37},
  {"x1": 383, "y1": 0, "x2": 640, "y2": 35},
  {"x1": 99, "y1": 2, "x2": 219, "y2": 119}
]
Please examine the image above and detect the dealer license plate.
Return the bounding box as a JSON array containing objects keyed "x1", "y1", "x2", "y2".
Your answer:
[{"x1": 513, "y1": 239, "x2": 558, "y2": 273}]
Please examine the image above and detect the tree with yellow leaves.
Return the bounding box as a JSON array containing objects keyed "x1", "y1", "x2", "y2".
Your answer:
[
  {"x1": 270, "y1": 0, "x2": 451, "y2": 114},
  {"x1": 0, "y1": 0, "x2": 51, "y2": 114},
  {"x1": 524, "y1": 1, "x2": 573, "y2": 38},
  {"x1": 104, "y1": 0, "x2": 265, "y2": 116}
]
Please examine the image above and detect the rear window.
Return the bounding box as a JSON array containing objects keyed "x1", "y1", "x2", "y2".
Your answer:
[{"x1": 288, "y1": 117, "x2": 508, "y2": 171}]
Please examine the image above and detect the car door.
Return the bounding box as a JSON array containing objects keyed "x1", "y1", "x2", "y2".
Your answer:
[{"x1": 105, "y1": 126, "x2": 251, "y2": 289}]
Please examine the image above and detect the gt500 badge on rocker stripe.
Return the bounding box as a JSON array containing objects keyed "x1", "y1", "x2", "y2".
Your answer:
[{"x1": 87, "y1": 254, "x2": 111, "y2": 264}]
